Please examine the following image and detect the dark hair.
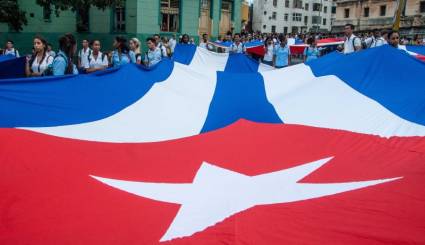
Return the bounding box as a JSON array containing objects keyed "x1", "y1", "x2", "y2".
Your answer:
[
  {"x1": 306, "y1": 37, "x2": 315, "y2": 45},
  {"x1": 6, "y1": 40, "x2": 14, "y2": 44},
  {"x1": 181, "y1": 34, "x2": 190, "y2": 44},
  {"x1": 30, "y1": 35, "x2": 48, "y2": 69},
  {"x1": 264, "y1": 37, "x2": 273, "y2": 47},
  {"x1": 345, "y1": 24, "x2": 355, "y2": 30},
  {"x1": 58, "y1": 33, "x2": 76, "y2": 74},
  {"x1": 146, "y1": 37, "x2": 156, "y2": 44},
  {"x1": 115, "y1": 36, "x2": 129, "y2": 54},
  {"x1": 387, "y1": 30, "x2": 399, "y2": 39}
]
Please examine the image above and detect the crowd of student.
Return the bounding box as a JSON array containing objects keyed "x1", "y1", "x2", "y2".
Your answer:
[
  {"x1": 1, "y1": 24, "x2": 423, "y2": 77},
  {"x1": 0, "y1": 33, "x2": 194, "y2": 77}
]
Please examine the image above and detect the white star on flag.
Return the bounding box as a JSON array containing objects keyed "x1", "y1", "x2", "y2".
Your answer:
[{"x1": 91, "y1": 157, "x2": 401, "y2": 242}]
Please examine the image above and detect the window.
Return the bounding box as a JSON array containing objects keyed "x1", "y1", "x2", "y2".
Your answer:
[
  {"x1": 305, "y1": 3, "x2": 309, "y2": 10},
  {"x1": 420, "y1": 1, "x2": 425, "y2": 12},
  {"x1": 313, "y1": 3, "x2": 321, "y2": 11},
  {"x1": 292, "y1": 13, "x2": 302, "y2": 22},
  {"x1": 263, "y1": 24, "x2": 267, "y2": 29},
  {"x1": 344, "y1": 8, "x2": 349, "y2": 18},
  {"x1": 312, "y1": 15, "x2": 321, "y2": 24},
  {"x1": 331, "y1": 6, "x2": 336, "y2": 14},
  {"x1": 201, "y1": 0, "x2": 209, "y2": 8},
  {"x1": 264, "y1": 11, "x2": 267, "y2": 15},
  {"x1": 43, "y1": 5, "x2": 51, "y2": 22},
  {"x1": 114, "y1": 4, "x2": 126, "y2": 32},
  {"x1": 283, "y1": 26, "x2": 288, "y2": 33},
  {"x1": 364, "y1": 7, "x2": 369, "y2": 17},
  {"x1": 324, "y1": 6, "x2": 327, "y2": 13},
  {"x1": 284, "y1": 13, "x2": 288, "y2": 21},
  {"x1": 285, "y1": 0, "x2": 289, "y2": 8},
  {"x1": 380, "y1": 5, "x2": 386, "y2": 16},
  {"x1": 273, "y1": 0, "x2": 278, "y2": 7},
  {"x1": 271, "y1": 25, "x2": 276, "y2": 32},
  {"x1": 272, "y1": 12, "x2": 277, "y2": 19},
  {"x1": 322, "y1": 18, "x2": 326, "y2": 25},
  {"x1": 294, "y1": 0, "x2": 303, "y2": 9},
  {"x1": 304, "y1": 15, "x2": 308, "y2": 25},
  {"x1": 160, "y1": 0, "x2": 180, "y2": 32}
]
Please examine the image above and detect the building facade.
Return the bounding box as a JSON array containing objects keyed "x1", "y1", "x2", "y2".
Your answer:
[
  {"x1": 253, "y1": 0, "x2": 333, "y2": 34},
  {"x1": 332, "y1": 0, "x2": 425, "y2": 35},
  {"x1": 0, "y1": 0, "x2": 242, "y2": 54}
]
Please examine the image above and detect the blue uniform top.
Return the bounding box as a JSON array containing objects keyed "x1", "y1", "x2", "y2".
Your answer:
[
  {"x1": 274, "y1": 45, "x2": 290, "y2": 67},
  {"x1": 52, "y1": 51, "x2": 78, "y2": 76},
  {"x1": 111, "y1": 50, "x2": 130, "y2": 68}
]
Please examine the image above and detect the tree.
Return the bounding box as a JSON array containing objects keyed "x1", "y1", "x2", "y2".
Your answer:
[
  {"x1": 36, "y1": 0, "x2": 125, "y2": 32},
  {"x1": 0, "y1": 0, "x2": 28, "y2": 31}
]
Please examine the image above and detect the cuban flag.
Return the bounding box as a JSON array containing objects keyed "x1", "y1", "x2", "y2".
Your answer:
[
  {"x1": 1, "y1": 44, "x2": 424, "y2": 244},
  {"x1": 399, "y1": 45, "x2": 425, "y2": 61}
]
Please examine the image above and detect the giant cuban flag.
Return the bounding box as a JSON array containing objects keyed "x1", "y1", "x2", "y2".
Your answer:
[{"x1": 0, "y1": 44, "x2": 425, "y2": 244}]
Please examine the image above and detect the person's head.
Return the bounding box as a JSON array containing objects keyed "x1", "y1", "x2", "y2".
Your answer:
[
  {"x1": 388, "y1": 31, "x2": 400, "y2": 48},
  {"x1": 129, "y1": 38, "x2": 141, "y2": 53},
  {"x1": 265, "y1": 37, "x2": 273, "y2": 47},
  {"x1": 306, "y1": 37, "x2": 316, "y2": 47},
  {"x1": 33, "y1": 35, "x2": 47, "y2": 54},
  {"x1": 58, "y1": 33, "x2": 77, "y2": 74},
  {"x1": 146, "y1": 37, "x2": 156, "y2": 50},
  {"x1": 114, "y1": 36, "x2": 129, "y2": 53},
  {"x1": 47, "y1": 43, "x2": 53, "y2": 52},
  {"x1": 233, "y1": 33, "x2": 241, "y2": 43},
  {"x1": 202, "y1": 33, "x2": 208, "y2": 42},
  {"x1": 344, "y1": 24, "x2": 355, "y2": 37},
  {"x1": 181, "y1": 34, "x2": 190, "y2": 44},
  {"x1": 5, "y1": 40, "x2": 14, "y2": 49},
  {"x1": 91, "y1": 40, "x2": 101, "y2": 53},
  {"x1": 153, "y1": 34, "x2": 161, "y2": 43},
  {"x1": 162, "y1": 36, "x2": 169, "y2": 44},
  {"x1": 58, "y1": 33, "x2": 77, "y2": 56},
  {"x1": 373, "y1": 29, "x2": 381, "y2": 38},
  {"x1": 279, "y1": 36, "x2": 287, "y2": 47},
  {"x1": 82, "y1": 39, "x2": 89, "y2": 49}
]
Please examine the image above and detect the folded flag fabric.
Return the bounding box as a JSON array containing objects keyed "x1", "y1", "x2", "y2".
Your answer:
[{"x1": 1, "y1": 44, "x2": 425, "y2": 245}]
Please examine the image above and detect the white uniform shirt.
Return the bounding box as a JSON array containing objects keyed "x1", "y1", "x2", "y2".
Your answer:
[
  {"x1": 169, "y1": 38, "x2": 177, "y2": 53},
  {"x1": 344, "y1": 34, "x2": 361, "y2": 54},
  {"x1": 4, "y1": 48, "x2": 20, "y2": 57},
  {"x1": 365, "y1": 37, "x2": 386, "y2": 48},
  {"x1": 31, "y1": 54, "x2": 53, "y2": 74},
  {"x1": 78, "y1": 48, "x2": 92, "y2": 68},
  {"x1": 84, "y1": 51, "x2": 108, "y2": 69},
  {"x1": 263, "y1": 45, "x2": 275, "y2": 62},
  {"x1": 230, "y1": 42, "x2": 246, "y2": 53}
]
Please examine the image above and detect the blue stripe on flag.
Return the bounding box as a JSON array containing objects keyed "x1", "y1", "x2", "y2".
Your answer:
[{"x1": 201, "y1": 71, "x2": 282, "y2": 132}]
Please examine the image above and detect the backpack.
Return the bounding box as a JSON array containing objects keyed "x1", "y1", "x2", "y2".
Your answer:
[{"x1": 352, "y1": 37, "x2": 367, "y2": 50}]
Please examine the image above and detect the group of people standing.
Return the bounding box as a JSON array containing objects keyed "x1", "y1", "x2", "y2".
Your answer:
[{"x1": 1, "y1": 33, "x2": 195, "y2": 77}]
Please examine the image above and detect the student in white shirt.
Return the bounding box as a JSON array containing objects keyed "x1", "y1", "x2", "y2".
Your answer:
[
  {"x1": 25, "y1": 35, "x2": 53, "y2": 77},
  {"x1": 199, "y1": 33, "x2": 214, "y2": 51},
  {"x1": 3, "y1": 40, "x2": 20, "y2": 57},
  {"x1": 262, "y1": 37, "x2": 275, "y2": 66},
  {"x1": 365, "y1": 29, "x2": 386, "y2": 48},
  {"x1": 78, "y1": 39, "x2": 91, "y2": 69},
  {"x1": 84, "y1": 40, "x2": 109, "y2": 73},
  {"x1": 168, "y1": 34, "x2": 177, "y2": 54},
  {"x1": 153, "y1": 34, "x2": 168, "y2": 57},
  {"x1": 343, "y1": 24, "x2": 362, "y2": 54},
  {"x1": 230, "y1": 33, "x2": 246, "y2": 54}
]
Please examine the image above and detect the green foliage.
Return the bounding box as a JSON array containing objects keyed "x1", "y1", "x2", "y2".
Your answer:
[{"x1": 0, "y1": 0, "x2": 28, "y2": 31}]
